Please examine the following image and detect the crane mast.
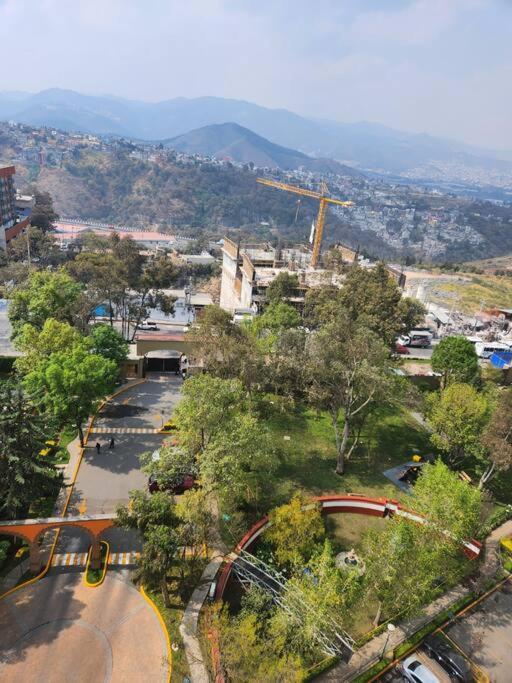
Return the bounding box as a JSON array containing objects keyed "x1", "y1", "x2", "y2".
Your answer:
[{"x1": 257, "y1": 178, "x2": 353, "y2": 267}]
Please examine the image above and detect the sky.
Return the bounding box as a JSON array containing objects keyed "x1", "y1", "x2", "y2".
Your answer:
[{"x1": 0, "y1": 0, "x2": 511, "y2": 149}]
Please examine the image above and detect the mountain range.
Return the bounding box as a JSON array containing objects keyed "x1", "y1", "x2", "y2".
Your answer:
[
  {"x1": 165, "y1": 122, "x2": 360, "y2": 175},
  {"x1": 1, "y1": 88, "x2": 512, "y2": 178}
]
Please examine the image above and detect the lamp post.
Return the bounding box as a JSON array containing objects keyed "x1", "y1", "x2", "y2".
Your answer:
[{"x1": 381, "y1": 623, "x2": 396, "y2": 659}]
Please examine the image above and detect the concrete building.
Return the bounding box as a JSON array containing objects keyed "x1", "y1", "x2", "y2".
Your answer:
[
  {"x1": 219, "y1": 237, "x2": 343, "y2": 313},
  {"x1": 0, "y1": 166, "x2": 31, "y2": 249}
]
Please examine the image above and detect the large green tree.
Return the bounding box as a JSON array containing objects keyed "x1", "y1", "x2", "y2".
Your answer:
[
  {"x1": 0, "y1": 381, "x2": 59, "y2": 518},
  {"x1": 174, "y1": 374, "x2": 244, "y2": 454},
  {"x1": 431, "y1": 336, "x2": 480, "y2": 389},
  {"x1": 306, "y1": 313, "x2": 397, "y2": 474},
  {"x1": 266, "y1": 272, "x2": 300, "y2": 304},
  {"x1": 339, "y1": 263, "x2": 425, "y2": 346},
  {"x1": 89, "y1": 324, "x2": 129, "y2": 365},
  {"x1": 427, "y1": 383, "x2": 489, "y2": 467},
  {"x1": 14, "y1": 318, "x2": 84, "y2": 375},
  {"x1": 29, "y1": 189, "x2": 59, "y2": 232},
  {"x1": 24, "y1": 345, "x2": 117, "y2": 445},
  {"x1": 8, "y1": 269, "x2": 85, "y2": 338}
]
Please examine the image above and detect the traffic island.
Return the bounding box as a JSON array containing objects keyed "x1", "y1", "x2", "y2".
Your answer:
[{"x1": 84, "y1": 541, "x2": 109, "y2": 587}]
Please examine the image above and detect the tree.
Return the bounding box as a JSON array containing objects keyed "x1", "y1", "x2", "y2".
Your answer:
[
  {"x1": 8, "y1": 269, "x2": 84, "y2": 338},
  {"x1": 479, "y1": 388, "x2": 512, "y2": 488},
  {"x1": 7, "y1": 227, "x2": 64, "y2": 267},
  {"x1": 89, "y1": 324, "x2": 129, "y2": 365},
  {"x1": 174, "y1": 375, "x2": 244, "y2": 454},
  {"x1": 339, "y1": 263, "x2": 424, "y2": 346},
  {"x1": 251, "y1": 301, "x2": 301, "y2": 351},
  {"x1": 266, "y1": 494, "x2": 325, "y2": 567},
  {"x1": 14, "y1": 318, "x2": 84, "y2": 375},
  {"x1": 427, "y1": 383, "x2": 489, "y2": 467},
  {"x1": 117, "y1": 491, "x2": 178, "y2": 607},
  {"x1": 0, "y1": 381, "x2": 59, "y2": 518},
  {"x1": 137, "y1": 524, "x2": 179, "y2": 607},
  {"x1": 24, "y1": 345, "x2": 117, "y2": 446},
  {"x1": 116, "y1": 490, "x2": 176, "y2": 533},
  {"x1": 199, "y1": 412, "x2": 276, "y2": 507},
  {"x1": 431, "y1": 336, "x2": 480, "y2": 389},
  {"x1": 176, "y1": 488, "x2": 213, "y2": 570},
  {"x1": 29, "y1": 189, "x2": 59, "y2": 232},
  {"x1": 266, "y1": 272, "x2": 300, "y2": 304},
  {"x1": 411, "y1": 459, "x2": 482, "y2": 541},
  {"x1": 307, "y1": 313, "x2": 396, "y2": 474}
]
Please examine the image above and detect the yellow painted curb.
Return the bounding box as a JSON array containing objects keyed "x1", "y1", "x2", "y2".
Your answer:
[
  {"x1": 0, "y1": 378, "x2": 147, "y2": 600},
  {"x1": 84, "y1": 541, "x2": 110, "y2": 587},
  {"x1": 141, "y1": 585, "x2": 172, "y2": 683}
]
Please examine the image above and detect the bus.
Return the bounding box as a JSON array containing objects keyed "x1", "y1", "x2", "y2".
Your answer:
[{"x1": 475, "y1": 341, "x2": 510, "y2": 359}]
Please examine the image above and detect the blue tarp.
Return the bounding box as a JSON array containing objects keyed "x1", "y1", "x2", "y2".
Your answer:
[{"x1": 490, "y1": 351, "x2": 512, "y2": 369}]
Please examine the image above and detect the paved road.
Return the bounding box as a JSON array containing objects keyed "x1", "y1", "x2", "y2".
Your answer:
[
  {"x1": 445, "y1": 579, "x2": 512, "y2": 682},
  {"x1": 0, "y1": 573, "x2": 168, "y2": 683},
  {"x1": 55, "y1": 373, "x2": 183, "y2": 559}
]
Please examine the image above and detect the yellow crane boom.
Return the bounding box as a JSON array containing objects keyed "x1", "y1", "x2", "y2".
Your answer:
[{"x1": 257, "y1": 177, "x2": 353, "y2": 267}]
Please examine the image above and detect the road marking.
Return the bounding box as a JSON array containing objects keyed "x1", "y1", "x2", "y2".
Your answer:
[
  {"x1": 108, "y1": 551, "x2": 140, "y2": 566},
  {"x1": 52, "y1": 552, "x2": 88, "y2": 567},
  {"x1": 89, "y1": 427, "x2": 160, "y2": 434}
]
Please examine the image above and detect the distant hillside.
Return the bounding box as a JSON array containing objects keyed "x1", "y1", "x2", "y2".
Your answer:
[
  {"x1": 2, "y1": 88, "x2": 511, "y2": 178},
  {"x1": 165, "y1": 122, "x2": 360, "y2": 175}
]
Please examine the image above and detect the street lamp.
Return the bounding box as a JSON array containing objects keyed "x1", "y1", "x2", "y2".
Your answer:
[{"x1": 381, "y1": 623, "x2": 396, "y2": 659}]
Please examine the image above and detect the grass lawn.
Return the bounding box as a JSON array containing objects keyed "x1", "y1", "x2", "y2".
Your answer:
[{"x1": 268, "y1": 405, "x2": 431, "y2": 505}]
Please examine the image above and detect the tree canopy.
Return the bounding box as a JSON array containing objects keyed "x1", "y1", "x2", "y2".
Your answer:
[{"x1": 431, "y1": 336, "x2": 480, "y2": 389}]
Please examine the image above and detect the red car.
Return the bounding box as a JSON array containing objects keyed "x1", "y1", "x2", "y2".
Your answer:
[
  {"x1": 395, "y1": 343, "x2": 410, "y2": 355},
  {"x1": 148, "y1": 473, "x2": 196, "y2": 495}
]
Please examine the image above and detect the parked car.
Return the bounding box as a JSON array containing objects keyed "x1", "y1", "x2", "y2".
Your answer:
[
  {"x1": 137, "y1": 320, "x2": 160, "y2": 331},
  {"x1": 422, "y1": 633, "x2": 473, "y2": 682},
  {"x1": 400, "y1": 655, "x2": 440, "y2": 683},
  {"x1": 148, "y1": 473, "x2": 196, "y2": 495},
  {"x1": 395, "y1": 343, "x2": 410, "y2": 355}
]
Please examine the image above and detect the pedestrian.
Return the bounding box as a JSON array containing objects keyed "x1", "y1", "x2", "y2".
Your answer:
[
  {"x1": 95, "y1": 442, "x2": 101, "y2": 454},
  {"x1": 109, "y1": 437, "x2": 115, "y2": 450}
]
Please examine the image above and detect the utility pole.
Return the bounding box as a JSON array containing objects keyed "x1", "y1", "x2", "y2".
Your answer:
[{"x1": 26, "y1": 225, "x2": 31, "y2": 267}]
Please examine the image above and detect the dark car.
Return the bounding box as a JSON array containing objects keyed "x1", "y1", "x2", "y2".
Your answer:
[
  {"x1": 422, "y1": 633, "x2": 473, "y2": 682},
  {"x1": 395, "y1": 343, "x2": 411, "y2": 355},
  {"x1": 148, "y1": 473, "x2": 196, "y2": 495}
]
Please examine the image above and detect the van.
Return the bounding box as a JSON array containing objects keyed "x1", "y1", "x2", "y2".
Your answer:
[
  {"x1": 398, "y1": 330, "x2": 432, "y2": 348},
  {"x1": 475, "y1": 341, "x2": 510, "y2": 359}
]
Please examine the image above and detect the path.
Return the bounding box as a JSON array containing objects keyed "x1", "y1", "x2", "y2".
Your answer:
[{"x1": 0, "y1": 573, "x2": 168, "y2": 683}]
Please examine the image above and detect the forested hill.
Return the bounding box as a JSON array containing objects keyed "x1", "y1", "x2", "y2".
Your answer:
[{"x1": 10, "y1": 147, "x2": 395, "y2": 257}]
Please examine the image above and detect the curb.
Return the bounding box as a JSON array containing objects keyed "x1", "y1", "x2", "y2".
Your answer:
[
  {"x1": 140, "y1": 585, "x2": 172, "y2": 683},
  {"x1": 84, "y1": 541, "x2": 110, "y2": 588},
  {"x1": 0, "y1": 378, "x2": 147, "y2": 600}
]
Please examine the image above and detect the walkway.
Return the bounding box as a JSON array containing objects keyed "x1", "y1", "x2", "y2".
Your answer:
[{"x1": 0, "y1": 573, "x2": 169, "y2": 683}]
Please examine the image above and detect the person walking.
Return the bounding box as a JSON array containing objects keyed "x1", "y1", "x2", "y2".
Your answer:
[
  {"x1": 109, "y1": 437, "x2": 115, "y2": 450},
  {"x1": 95, "y1": 442, "x2": 101, "y2": 454}
]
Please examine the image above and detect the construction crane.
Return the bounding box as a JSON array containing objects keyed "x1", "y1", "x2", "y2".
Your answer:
[{"x1": 257, "y1": 178, "x2": 354, "y2": 267}]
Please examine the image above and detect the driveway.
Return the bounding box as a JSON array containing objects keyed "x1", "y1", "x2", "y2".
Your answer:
[
  {"x1": 0, "y1": 573, "x2": 168, "y2": 683},
  {"x1": 75, "y1": 373, "x2": 182, "y2": 516},
  {"x1": 445, "y1": 579, "x2": 512, "y2": 682}
]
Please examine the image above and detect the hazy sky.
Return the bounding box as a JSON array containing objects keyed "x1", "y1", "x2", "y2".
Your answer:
[{"x1": 1, "y1": 0, "x2": 510, "y2": 149}]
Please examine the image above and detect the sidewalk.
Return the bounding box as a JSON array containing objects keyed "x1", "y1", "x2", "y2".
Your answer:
[
  {"x1": 179, "y1": 499, "x2": 228, "y2": 682},
  {"x1": 319, "y1": 516, "x2": 512, "y2": 682}
]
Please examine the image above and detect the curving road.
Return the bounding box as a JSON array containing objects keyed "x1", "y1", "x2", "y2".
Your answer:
[{"x1": 0, "y1": 573, "x2": 168, "y2": 683}]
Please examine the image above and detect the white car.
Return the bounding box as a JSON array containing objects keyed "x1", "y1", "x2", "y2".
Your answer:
[
  {"x1": 137, "y1": 320, "x2": 160, "y2": 331},
  {"x1": 401, "y1": 655, "x2": 440, "y2": 683}
]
